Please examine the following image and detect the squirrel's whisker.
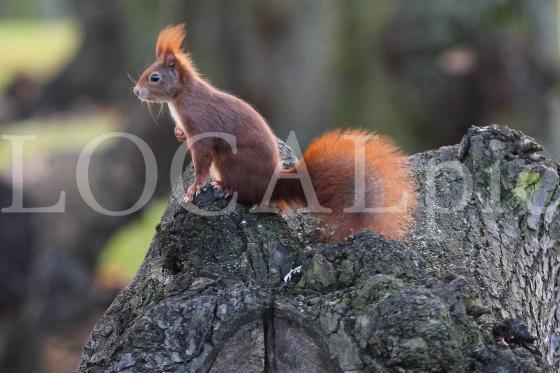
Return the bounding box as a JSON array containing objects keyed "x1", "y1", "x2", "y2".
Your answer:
[
  {"x1": 145, "y1": 101, "x2": 159, "y2": 126},
  {"x1": 126, "y1": 72, "x2": 138, "y2": 85}
]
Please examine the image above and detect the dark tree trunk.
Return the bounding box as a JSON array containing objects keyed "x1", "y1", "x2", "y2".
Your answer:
[
  {"x1": 0, "y1": 182, "x2": 35, "y2": 373},
  {"x1": 78, "y1": 126, "x2": 557, "y2": 372},
  {"x1": 30, "y1": 0, "x2": 127, "y2": 114}
]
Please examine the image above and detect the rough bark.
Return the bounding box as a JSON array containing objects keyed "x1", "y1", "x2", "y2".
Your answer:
[{"x1": 78, "y1": 126, "x2": 558, "y2": 372}]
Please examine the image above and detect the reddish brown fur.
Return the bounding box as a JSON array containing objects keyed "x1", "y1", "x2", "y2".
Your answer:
[
  {"x1": 134, "y1": 24, "x2": 417, "y2": 242},
  {"x1": 155, "y1": 24, "x2": 193, "y2": 77},
  {"x1": 297, "y1": 130, "x2": 417, "y2": 240},
  {"x1": 175, "y1": 79, "x2": 281, "y2": 205},
  {"x1": 156, "y1": 24, "x2": 187, "y2": 58}
]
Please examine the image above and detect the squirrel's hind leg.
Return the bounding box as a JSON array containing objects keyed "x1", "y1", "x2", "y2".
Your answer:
[{"x1": 211, "y1": 180, "x2": 234, "y2": 198}]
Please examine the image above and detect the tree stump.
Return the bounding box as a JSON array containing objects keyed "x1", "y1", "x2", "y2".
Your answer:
[{"x1": 78, "y1": 126, "x2": 558, "y2": 372}]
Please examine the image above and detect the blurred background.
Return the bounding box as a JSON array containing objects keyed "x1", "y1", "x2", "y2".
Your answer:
[{"x1": 0, "y1": 0, "x2": 559, "y2": 371}]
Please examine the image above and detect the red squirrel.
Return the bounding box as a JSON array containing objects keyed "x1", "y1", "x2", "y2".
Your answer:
[{"x1": 133, "y1": 24, "x2": 417, "y2": 241}]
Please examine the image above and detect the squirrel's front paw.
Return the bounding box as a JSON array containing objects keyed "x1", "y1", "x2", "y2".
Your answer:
[
  {"x1": 174, "y1": 126, "x2": 187, "y2": 142},
  {"x1": 184, "y1": 182, "x2": 203, "y2": 202}
]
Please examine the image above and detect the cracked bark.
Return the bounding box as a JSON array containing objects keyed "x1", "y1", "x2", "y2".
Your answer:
[{"x1": 78, "y1": 126, "x2": 558, "y2": 372}]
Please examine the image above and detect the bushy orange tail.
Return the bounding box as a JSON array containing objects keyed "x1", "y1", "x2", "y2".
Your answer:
[{"x1": 274, "y1": 129, "x2": 417, "y2": 241}]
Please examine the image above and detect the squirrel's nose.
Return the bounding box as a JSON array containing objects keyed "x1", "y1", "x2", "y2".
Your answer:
[{"x1": 133, "y1": 86, "x2": 140, "y2": 97}]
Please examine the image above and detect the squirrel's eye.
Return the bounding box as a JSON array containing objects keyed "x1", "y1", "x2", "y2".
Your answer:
[{"x1": 150, "y1": 72, "x2": 161, "y2": 82}]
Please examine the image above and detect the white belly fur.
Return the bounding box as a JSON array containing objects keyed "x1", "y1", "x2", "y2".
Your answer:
[
  {"x1": 168, "y1": 103, "x2": 221, "y2": 181},
  {"x1": 167, "y1": 103, "x2": 184, "y2": 130}
]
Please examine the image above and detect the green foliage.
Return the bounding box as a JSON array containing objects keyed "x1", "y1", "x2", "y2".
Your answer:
[
  {"x1": 0, "y1": 0, "x2": 41, "y2": 19},
  {"x1": 0, "y1": 18, "x2": 80, "y2": 89}
]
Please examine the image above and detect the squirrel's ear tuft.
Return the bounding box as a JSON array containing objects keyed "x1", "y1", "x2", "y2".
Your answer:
[{"x1": 156, "y1": 24, "x2": 187, "y2": 60}]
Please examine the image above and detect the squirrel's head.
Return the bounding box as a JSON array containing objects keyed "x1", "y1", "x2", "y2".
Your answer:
[{"x1": 134, "y1": 24, "x2": 192, "y2": 103}]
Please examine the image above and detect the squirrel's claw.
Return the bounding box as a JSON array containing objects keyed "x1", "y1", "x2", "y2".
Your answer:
[
  {"x1": 211, "y1": 180, "x2": 232, "y2": 199},
  {"x1": 211, "y1": 180, "x2": 223, "y2": 190},
  {"x1": 185, "y1": 182, "x2": 202, "y2": 202},
  {"x1": 211, "y1": 180, "x2": 232, "y2": 198}
]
